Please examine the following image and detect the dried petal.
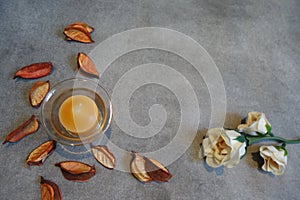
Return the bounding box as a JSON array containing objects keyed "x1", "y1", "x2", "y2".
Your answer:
[
  {"x1": 91, "y1": 145, "x2": 115, "y2": 169},
  {"x1": 130, "y1": 151, "x2": 152, "y2": 183},
  {"x1": 41, "y1": 181, "x2": 54, "y2": 200},
  {"x1": 63, "y1": 26, "x2": 94, "y2": 43},
  {"x1": 55, "y1": 161, "x2": 96, "y2": 182},
  {"x1": 40, "y1": 177, "x2": 62, "y2": 200},
  {"x1": 144, "y1": 156, "x2": 172, "y2": 182},
  {"x1": 29, "y1": 81, "x2": 50, "y2": 107},
  {"x1": 56, "y1": 161, "x2": 92, "y2": 174},
  {"x1": 3, "y1": 115, "x2": 39, "y2": 144},
  {"x1": 59, "y1": 170, "x2": 96, "y2": 182},
  {"x1": 14, "y1": 62, "x2": 53, "y2": 79},
  {"x1": 66, "y1": 22, "x2": 94, "y2": 33},
  {"x1": 77, "y1": 52, "x2": 99, "y2": 77},
  {"x1": 26, "y1": 140, "x2": 56, "y2": 166}
]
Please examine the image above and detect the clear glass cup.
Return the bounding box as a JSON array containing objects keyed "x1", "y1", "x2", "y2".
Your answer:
[{"x1": 41, "y1": 78, "x2": 112, "y2": 146}]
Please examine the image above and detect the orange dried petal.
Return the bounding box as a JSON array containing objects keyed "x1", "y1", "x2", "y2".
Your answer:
[
  {"x1": 55, "y1": 161, "x2": 96, "y2": 182},
  {"x1": 130, "y1": 151, "x2": 152, "y2": 183},
  {"x1": 41, "y1": 182, "x2": 54, "y2": 200},
  {"x1": 29, "y1": 81, "x2": 50, "y2": 107},
  {"x1": 40, "y1": 177, "x2": 62, "y2": 200},
  {"x1": 26, "y1": 140, "x2": 56, "y2": 166},
  {"x1": 63, "y1": 27, "x2": 94, "y2": 43},
  {"x1": 77, "y1": 52, "x2": 99, "y2": 78},
  {"x1": 91, "y1": 145, "x2": 116, "y2": 169},
  {"x1": 66, "y1": 22, "x2": 94, "y2": 33}
]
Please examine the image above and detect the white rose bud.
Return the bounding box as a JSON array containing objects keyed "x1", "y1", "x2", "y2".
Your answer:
[
  {"x1": 237, "y1": 112, "x2": 271, "y2": 136},
  {"x1": 202, "y1": 128, "x2": 246, "y2": 168},
  {"x1": 259, "y1": 145, "x2": 287, "y2": 175}
]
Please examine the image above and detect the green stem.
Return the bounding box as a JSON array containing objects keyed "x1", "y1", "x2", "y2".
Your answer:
[{"x1": 247, "y1": 135, "x2": 300, "y2": 146}]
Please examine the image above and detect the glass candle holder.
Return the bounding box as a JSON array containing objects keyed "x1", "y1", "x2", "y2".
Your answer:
[{"x1": 41, "y1": 78, "x2": 112, "y2": 146}]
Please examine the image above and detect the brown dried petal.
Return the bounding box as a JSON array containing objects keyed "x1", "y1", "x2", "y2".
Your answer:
[
  {"x1": 144, "y1": 156, "x2": 172, "y2": 182},
  {"x1": 77, "y1": 52, "x2": 99, "y2": 77},
  {"x1": 29, "y1": 81, "x2": 50, "y2": 107},
  {"x1": 14, "y1": 62, "x2": 52, "y2": 79},
  {"x1": 130, "y1": 151, "x2": 152, "y2": 183},
  {"x1": 91, "y1": 145, "x2": 115, "y2": 170},
  {"x1": 66, "y1": 22, "x2": 94, "y2": 33},
  {"x1": 40, "y1": 177, "x2": 62, "y2": 200},
  {"x1": 55, "y1": 161, "x2": 96, "y2": 182},
  {"x1": 63, "y1": 26, "x2": 94, "y2": 43},
  {"x1": 3, "y1": 115, "x2": 39, "y2": 144},
  {"x1": 26, "y1": 140, "x2": 56, "y2": 166}
]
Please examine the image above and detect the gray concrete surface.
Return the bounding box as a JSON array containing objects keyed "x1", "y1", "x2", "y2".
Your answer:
[{"x1": 0, "y1": 0, "x2": 300, "y2": 199}]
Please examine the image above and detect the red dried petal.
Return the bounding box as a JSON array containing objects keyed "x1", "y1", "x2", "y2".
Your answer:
[
  {"x1": 3, "y1": 115, "x2": 39, "y2": 144},
  {"x1": 144, "y1": 156, "x2": 172, "y2": 182},
  {"x1": 14, "y1": 62, "x2": 52, "y2": 79}
]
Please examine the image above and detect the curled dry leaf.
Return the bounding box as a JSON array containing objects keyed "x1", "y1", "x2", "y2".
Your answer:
[
  {"x1": 40, "y1": 176, "x2": 62, "y2": 200},
  {"x1": 66, "y1": 22, "x2": 94, "y2": 33},
  {"x1": 26, "y1": 140, "x2": 56, "y2": 166},
  {"x1": 130, "y1": 151, "x2": 152, "y2": 183},
  {"x1": 144, "y1": 156, "x2": 172, "y2": 182},
  {"x1": 63, "y1": 26, "x2": 94, "y2": 43},
  {"x1": 55, "y1": 161, "x2": 96, "y2": 182},
  {"x1": 29, "y1": 81, "x2": 50, "y2": 107},
  {"x1": 14, "y1": 62, "x2": 52, "y2": 79},
  {"x1": 77, "y1": 52, "x2": 99, "y2": 78},
  {"x1": 91, "y1": 145, "x2": 115, "y2": 170},
  {"x1": 3, "y1": 115, "x2": 39, "y2": 144}
]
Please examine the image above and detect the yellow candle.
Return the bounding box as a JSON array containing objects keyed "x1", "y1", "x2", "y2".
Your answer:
[{"x1": 59, "y1": 95, "x2": 100, "y2": 135}]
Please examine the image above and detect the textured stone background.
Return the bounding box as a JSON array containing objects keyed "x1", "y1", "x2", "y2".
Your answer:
[{"x1": 0, "y1": 0, "x2": 299, "y2": 199}]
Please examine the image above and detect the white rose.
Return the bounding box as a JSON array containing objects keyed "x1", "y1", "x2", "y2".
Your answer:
[
  {"x1": 237, "y1": 112, "x2": 271, "y2": 136},
  {"x1": 202, "y1": 128, "x2": 246, "y2": 168},
  {"x1": 259, "y1": 145, "x2": 287, "y2": 175}
]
